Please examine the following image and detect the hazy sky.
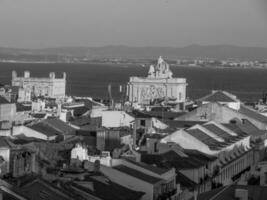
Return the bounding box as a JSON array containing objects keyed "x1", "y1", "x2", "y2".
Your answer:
[{"x1": 0, "y1": 0, "x2": 267, "y2": 48}]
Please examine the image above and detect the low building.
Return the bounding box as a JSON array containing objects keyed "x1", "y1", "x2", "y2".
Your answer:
[
  {"x1": 101, "y1": 110, "x2": 135, "y2": 128},
  {"x1": 97, "y1": 127, "x2": 133, "y2": 151},
  {"x1": 101, "y1": 159, "x2": 177, "y2": 200},
  {"x1": 193, "y1": 184, "x2": 267, "y2": 200},
  {"x1": 161, "y1": 121, "x2": 255, "y2": 187}
]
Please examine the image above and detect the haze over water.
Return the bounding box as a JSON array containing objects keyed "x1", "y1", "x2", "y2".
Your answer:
[{"x1": 0, "y1": 62, "x2": 266, "y2": 102}]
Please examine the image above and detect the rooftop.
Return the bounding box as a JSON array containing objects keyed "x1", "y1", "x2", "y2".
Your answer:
[
  {"x1": 0, "y1": 136, "x2": 12, "y2": 148},
  {"x1": 194, "y1": 184, "x2": 267, "y2": 200},
  {"x1": 239, "y1": 105, "x2": 267, "y2": 124},
  {"x1": 69, "y1": 175, "x2": 144, "y2": 200},
  {"x1": 30, "y1": 118, "x2": 76, "y2": 137},
  {"x1": 125, "y1": 158, "x2": 170, "y2": 175},
  {"x1": 30, "y1": 123, "x2": 62, "y2": 137},
  {"x1": 0, "y1": 95, "x2": 10, "y2": 104},
  {"x1": 198, "y1": 90, "x2": 239, "y2": 103},
  {"x1": 186, "y1": 128, "x2": 226, "y2": 150},
  {"x1": 113, "y1": 165, "x2": 163, "y2": 184},
  {"x1": 141, "y1": 149, "x2": 216, "y2": 170}
]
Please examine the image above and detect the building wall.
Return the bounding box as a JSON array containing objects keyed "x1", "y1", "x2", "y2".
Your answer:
[
  {"x1": 12, "y1": 71, "x2": 66, "y2": 99},
  {"x1": 100, "y1": 165, "x2": 154, "y2": 200},
  {"x1": 101, "y1": 111, "x2": 134, "y2": 128},
  {"x1": 0, "y1": 103, "x2": 16, "y2": 122},
  {"x1": 127, "y1": 77, "x2": 187, "y2": 106},
  {"x1": 218, "y1": 149, "x2": 254, "y2": 186},
  {"x1": 0, "y1": 148, "x2": 10, "y2": 174},
  {"x1": 11, "y1": 150, "x2": 36, "y2": 178},
  {"x1": 18, "y1": 88, "x2": 31, "y2": 102},
  {"x1": 96, "y1": 129, "x2": 122, "y2": 151}
]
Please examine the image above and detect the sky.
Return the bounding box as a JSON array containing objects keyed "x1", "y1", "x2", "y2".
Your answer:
[{"x1": 0, "y1": 0, "x2": 267, "y2": 49}]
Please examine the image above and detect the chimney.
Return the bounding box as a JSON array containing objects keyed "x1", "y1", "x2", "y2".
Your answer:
[
  {"x1": 24, "y1": 71, "x2": 30, "y2": 78},
  {"x1": 235, "y1": 188, "x2": 248, "y2": 200},
  {"x1": 63, "y1": 72, "x2": 66, "y2": 79}
]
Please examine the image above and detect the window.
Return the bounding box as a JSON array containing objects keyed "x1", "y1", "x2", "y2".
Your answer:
[
  {"x1": 140, "y1": 119, "x2": 146, "y2": 127},
  {"x1": 154, "y1": 142, "x2": 158, "y2": 152},
  {"x1": 179, "y1": 92, "x2": 182, "y2": 100}
]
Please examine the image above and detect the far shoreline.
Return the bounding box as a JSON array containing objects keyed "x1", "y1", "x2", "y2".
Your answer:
[{"x1": 1, "y1": 60, "x2": 267, "y2": 70}]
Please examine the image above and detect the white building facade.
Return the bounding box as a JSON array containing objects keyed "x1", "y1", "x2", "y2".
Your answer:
[
  {"x1": 12, "y1": 71, "x2": 66, "y2": 99},
  {"x1": 127, "y1": 57, "x2": 187, "y2": 110}
]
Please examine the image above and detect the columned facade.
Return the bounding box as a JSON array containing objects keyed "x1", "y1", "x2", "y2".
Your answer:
[{"x1": 127, "y1": 57, "x2": 187, "y2": 109}]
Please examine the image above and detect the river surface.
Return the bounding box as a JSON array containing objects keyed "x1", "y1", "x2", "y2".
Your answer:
[{"x1": 0, "y1": 62, "x2": 266, "y2": 102}]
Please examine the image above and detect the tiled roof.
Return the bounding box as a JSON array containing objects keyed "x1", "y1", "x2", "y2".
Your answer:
[
  {"x1": 203, "y1": 124, "x2": 232, "y2": 139},
  {"x1": 0, "y1": 136, "x2": 12, "y2": 148},
  {"x1": 194, "y1": 185, "x2": 267, "y2": 200},
  {"x1": 70, "y1": 116, "x2": 91, "y2": 126},
  {"x1": 125, "y1": 159, "x2": 170, "y2": 175},
  {"x1": 113, "y1": 165, "x2": 162, "y2": 184},
  {"x1": 223, "y1": 124, "x2": 248, "y2": 137},
  {"x1": 198, "y1": 91, "x2": 238, "y2": 103},
  {"x1": 141, "y1": 150, "x2": 214, "y2": 170},
  {"x1": 166, "y1": 120, "x2": 205, "y2": 129},
  {"x1": 186, "y1": 128, "x2": 227, "y2": 150},
  {"x1": 239, "y1": 105, "x2": 267, "y2": 124},
  {"x1": 73, "y1": 106, "x2": 89, "y2": 117},
  {"x1": 30, "y1": 123, "x2": 62, "y2": 137},
  {"x1": 162, "y1": 150, "x2": 214, "y2": 169},
  {"x1": 0, "y1": 96, "x2": 10, "y2": 104},
  {"x1": 0, "y1": 188, "x2": 28, "y2": 200},
  {"x1": 69, "y1": 175, "x2": 144, "y2": 200},
  {"x1": 20, "y1": 178, "x2": 72, "y2": 200},
  {"x1": 30, "y1": 118, "x2": 76, "y2": 137},
  {"x1": 43, "y1": 118, "x2": 75, "y2": 135},
  {"x1": 183, "y1": 149, "x2": 217, "y2": 162},
  {"x1": 236, "y1": 119, "x2": 266, "y2": 137},
  {"x1": 203, "y1": 124, "x2": 240, "y2": 143}
]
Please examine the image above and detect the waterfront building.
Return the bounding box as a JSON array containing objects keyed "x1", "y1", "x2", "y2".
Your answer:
[
  {"x1": 127, "y1": 56, "x2": 187, "y2": 110},
  {"x1": 11, "y1": 71, "x2": 66, "y2": 100}
]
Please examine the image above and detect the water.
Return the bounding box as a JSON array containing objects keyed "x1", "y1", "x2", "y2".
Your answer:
[{"x1": 0, "y1": 62, "x2": 267, "y2": 102}]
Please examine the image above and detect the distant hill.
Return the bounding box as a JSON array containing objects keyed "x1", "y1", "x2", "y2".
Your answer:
[{"x1": 1, "y1": 45, "x2": 267, "y2": 61}]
